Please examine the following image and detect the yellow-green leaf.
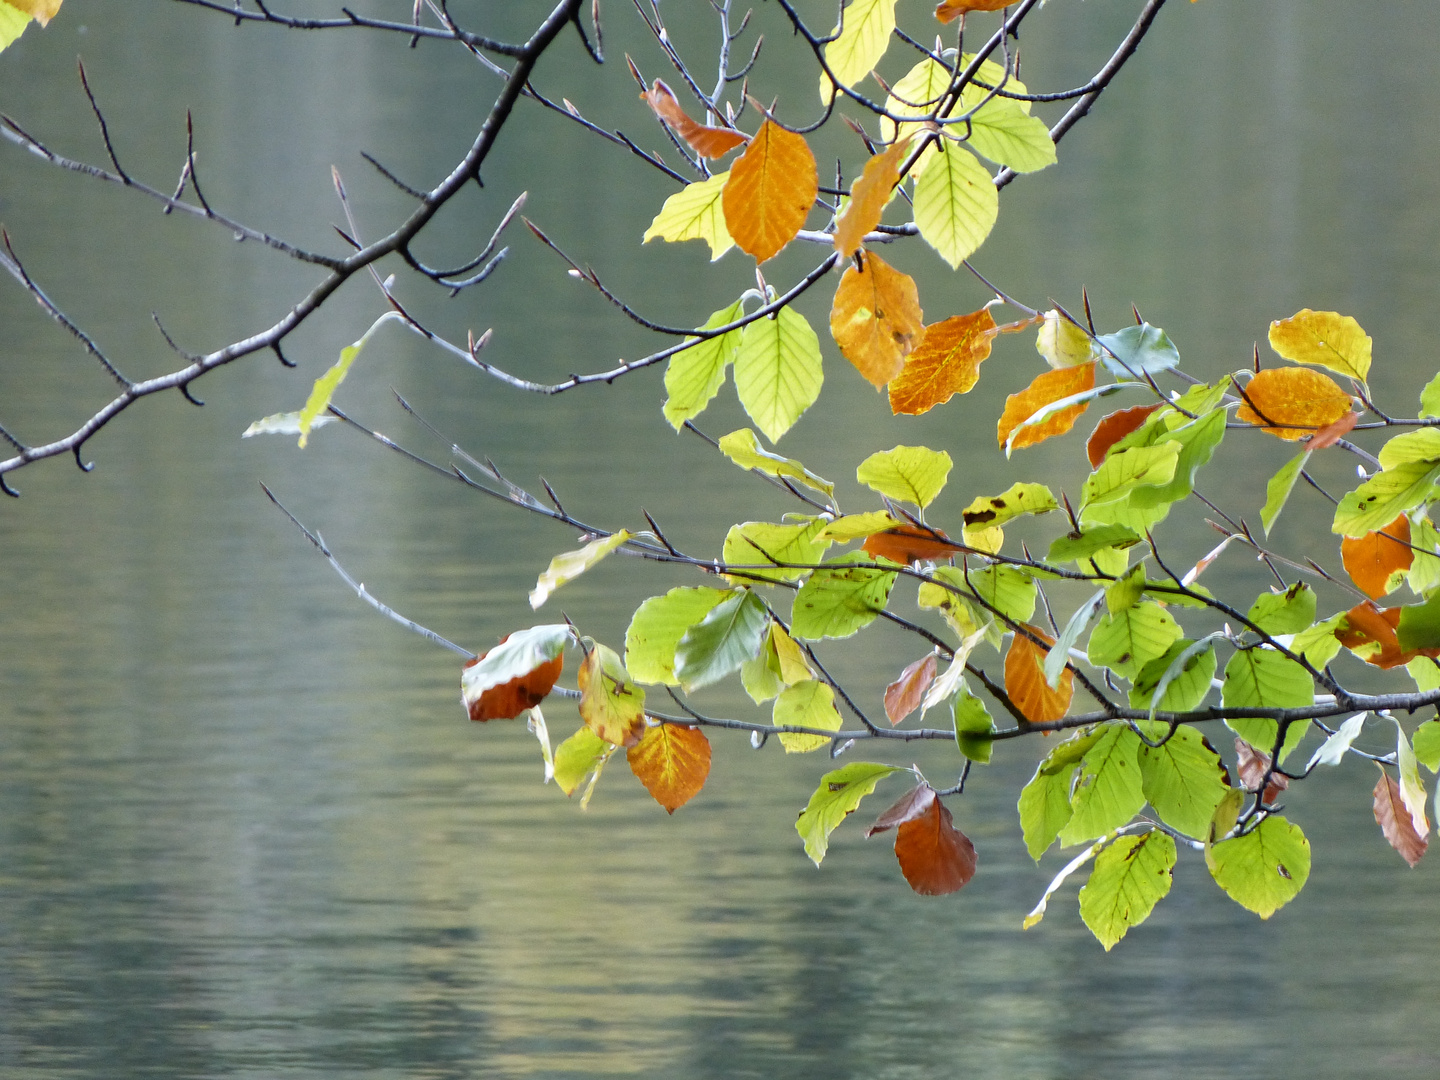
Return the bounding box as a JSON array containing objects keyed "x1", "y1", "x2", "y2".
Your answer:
[
  {"x1": 856, "y1": 444, "x2": 952, "y2": 507},
  {"x1": 819, "y1": 0, "x2": 897, "y2": 100},
  {"x1": 553, "y1": 726, "x2": 615, "y2": 798},
  {"x1": 296, "y1": 311, "x2": 401, "y2": 448},
  {"x1": 643, "y1": 172, "x2": 734, "y2": 261},
  {"x1": 957, "y1": 85, "x2": 1056, "y2": 173},
  {"x1": 1208, "y1": 816, "x2": 1310, "y2": 918},
  {"x1": 796, "y1": 761, "x2": 904, "y2": 865},
  {"x1": 912, "y1": 143, "x2": 998, "y2": 269},
  {"x1": 663, "y1": 300, "x2": 745, "y2": 428},
  {"x1": 1078, "y1": 831, "x2": 1176, "y2": 950},
  {"x1": 734, "y1": 307, "x2": 824, "y2": 443},
  {"x1": 625, "y1": 587, "x2": 734, "y2": 685},
  {"x1": 1332, "y1": 461, "x2": 1440, "y2": 538},
  {"x1": 1268, "y1": 309, "x2": 1372, "y2": 382},
  {"x1": 718, "y1": 428, "x2": 834, "y2": 496},
  {"x1": 722, "y1": 518, "x2": 833, "y2": 585},
  {"x1": 773, "y1": 679, "x2": 845, "y2": 752},
  {"x1": 577, "y1": 643, "x2": 647, "y2": 748},
  {"x1": 530, "y1": 530, "x2": 632, "y2": 609}
]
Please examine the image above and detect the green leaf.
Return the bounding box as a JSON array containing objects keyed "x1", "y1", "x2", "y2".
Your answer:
[
  {"x1": 296, "y1": 311, "x2": 400, "y2": 448},
  {"x1": 1376, "y1": 428, "x2": 1440, "y2": 471},
  {"x1": 1411, "y1": 717, "x2": 1440, "y2": 773},
  {"x1": 961, "y1": 482, "x2": 1058, "y2": 530},
  {"x1": 1398, "y1": 590, "x2": 1440, "y2": 652},
  {"x1": 1408, "y1": 657, "x2": 1440, "y2": 693},
  {"x1": 954, "y1": 689, "x2": 994, "y2": 763},
  {"x1": 530, "y1": 530, "x2": 632, "y2": 609},
  {"x1": 1079, "y1": 443, "x2": 1181, "y2": 519},
  {"x1": 663, "y1": 300, "x2": 745, "y2": 429},
  {"x1": 1407, "y1": 514, "x2": 1440, "y2": 596},
  {"x1": 722, "y1": 518, "x2": 833, "y2": 585},
  {"x1": 1105, "y1": 563, "x2": 1147, "y2": 615},
  {"x1": 1087, "y1": 602, "x2": 1182, "y2": 681},
  {"x1": 1136, "y1": 722, "x2": 1230, "y2": 837},
  {"x1": 0, "y1": 4, "x2": 33, "y2": 53},
  {"x1": 625, "y1": 587, "x2": 733, "y2": 685},
  {"x1": 552, "y1": 726, "x2": 615, "y2": 797},
  {"x1": 969, "y1": 564, "x2": 1037, "y2": 624},
  {"x1": 1047, "y1": 591, "x2": 1106, "y2": 688},
  {"x1": 1261, "y1": 451, "x2": 1312, "y2": 536},
  {"x1": 1421, "y1": 372, "x2": 1440, "y2": 419},
  {"x1": 1247, "y1": 583, "x2": 1317, "y2": 636},
  {"x1": 1083, "y1": 408, "x2": 1226, "y2": 531},
  {"x1": 1059, "y1": 724, "x2": 1146, "y2": 846},
  {"x1": 1292, "y1": 612, "x2": 1345, "y2": 668},
  {"x1": 1047, "y1": 525, "x2": 1142, "y2": 564},
  {"x1": 819, "y1": 0, "x2": 896, "y2": 97},
  {"x1": 791, "y1": 554, "x2": 899, "y2": 639},
  {"x1": 796, "y1": 761, "x2": 904, "y2": 865},
  {"x1": 1332, "y1": 460, "x2": 1440, "y2": 538},
  {"x1": 957, "y1": 86, "x2": 1056, "y2": 173},
  {"x1": 674, "y1": 589, "x2": 771, "y2": 692},
  {"x1": 1019, "y1": 771, "x2": 1076, "y2": 861},
  {"x1": 1078, "y1": 831, "x2": 1177, "y2": 950},
  {"x1": 856, "y1": 445, "x2": 953, "y2": 508},
  {"x1": 643, "y1": 172, "x2": 734, "y2": 260},
  {"x1": 912, "y1": 143, "x2": 999, "y2": 269},
  {"x1": 773, "y1": 679, "x2": 844, "y2": 752},
  {"x1": 1127, "y1": 637, "x2": 1217, "y2": 718},
  {"x1": 1208, "y1": 816, "x2": 1311, "y2": 919},
  {"x1": 1222, "y1": 648, "x2": 1314, "y2": 762},
  {"x1": 1094, "y1": 323, "x2": 1180, "y2": 380},
  {"x1": 733, "y1": 306, "x2": 824, "y2": 443},
  {"x1": 717, "y1": 428, "x2": 834, "y2": 496}
]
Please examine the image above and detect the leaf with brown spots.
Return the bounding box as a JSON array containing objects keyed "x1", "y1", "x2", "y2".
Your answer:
[
  {"x1": 1374, "y1": 768, "x2": 1428, "y2": 867},
  {"x1": 1341, "y1": 515, "x2": 1413, "y2": 600},
  {"x1": 887, "y1": 308, "x2": 997, "y2": 415},
  {"x1": 1234, "y1": 738, "x2": 1289, "y2": 804},
  {"x1": 862, "y1": 524, "x2": 956, "y2": 565},
  {"x1": 1236, "y1": 367, "x2": 1353, "y2": 441},
  {"x1": 722, "y1": 119, "x2": 818, "y2": 263},
  {"x1": 866, "y1": 782, "x2": 977, "y2": 895},
  {"x1": 1004, "y1": 625, "x2": 1073, "y2": 724},
  {"x1": 1086, "y1": 404, "x2": 1160, "y2": 468},
  {"x1": 578, "y1": 643, "x2": 647, "y2": 747},
  {"x1": 829, "y1": 251, "x2": 924, "y2": 388},
  {"x1": 996, "y1": 362, "x2": 1097, "y2": 451},
  {"x1": 833, "y1": 138, "x2": 910, "y2": 259},
  {"x1": 640, "y1": 79, "x2": 749, "y2": 160},
  {"x1": 884, "y1": 654, "x2": 937, "y2": 725},
  {"x1": 935, "y1": 0, "x2": 1012, "y2": 22},
  {"x1": 627, "y1": 722, "x2": 712, "y2": 813}
]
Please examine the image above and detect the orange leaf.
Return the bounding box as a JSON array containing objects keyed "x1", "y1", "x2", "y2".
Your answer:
[
  {"x1": 722, "y1": 119, "x2": 818, "y2": 263},
  {"x1": 627, "y1": 722, "x2": 712, "y2": 813},
  {"x1": 1306, "y1": 409, "x2": 1359, "y2": 450},
  {"x1": 883, "y1": 654, "x2": 937, "y2": 725},
  {"x1": 1374, "y1": 769, "x2": 1428, "y2": 868},
  {"x1": 935, "y1": 0, "x2": 1013, "y2": 23},
  {"x1": 1236, "y1": 367, "x2": 1353, "y2": 441},
  {"x1": 640, "y1": 80, "x2": 749, "y2": 160},
  {"x1": 1334, "y1": 602, "x2": 1435, "y2": 670},
  {"x1": 1234, "y1": 737, "x2": 1289, "y2": 805},
  {"x1": 1004, "y1": 625, "x2": 1073, "y2": 724},
  {"x1": 833, "y1": 138, "x2": 910, "y2": 258},
  {"x1": 865, "y1": 783, "x2": 977, "y2": 895},
  {"x1": 1086, "y1": 404, "x2": 1160, "y2": 468},
  {"x1": 996, "y1": 362, "x2": 1097, "y2": 451},
  {"x1": 862, "y1": 524, "x2": 956, "y2": 565},
  {"x1": 887, "y1": 308, "x2": 997, "y2": 415},
  {"x1": 829, "y1": 251, "x2": 924, "y2": 388},
  {"x1": 464, "y1": 649, "x2": 563, "y2": 721},
  {"x1": 1341, "y1": 515, "x2": 1413, "y2": 600}
]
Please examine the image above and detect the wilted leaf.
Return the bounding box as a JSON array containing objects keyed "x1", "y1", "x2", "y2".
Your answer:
[
  {"x1": 1005, "y1": 626, "x2": 1073, "y2": 725},
  {"x1": 830, "y1": 252, "x2": 924, "y2": 388},
  {"x1": 643, "y1": 172, "x2": 735, "y2": 261},
  {"x1": 717, "y1": 428, "x2": 834, "y2": 495},
  {"x1": 1307, "y1": 409, "x2": 1359, "y2": 450},
  {"x1": 1341, "y1": 515, "x2": 1413, "y2": 600},
  {"x1": 1374, "y1": 768, "x2": 1429, "y2": 867},
  {"x1": 1235, "y1": 738, "x2": 1289, "y2": 804},
  {"x1": 722, "y1": 119, "x2": 818, "y2": 263},
  {"x1": 819, "y1": 0, "x2": 897, "y2": 98},
  {"x1": 462, "y1": 624, "x2": 571, "y2": 721},
  {"x1": 862, "y1": 525, "x2": 956, "y2": 565},
  {"x1": 834, "y1": 138, "x2": 910, "y2": 258},
  {"x1": 888, "y1": 308, "x2": 997, "y2": 415},
  {"x1": 627, "y1": 722, "x2": 711, "y2": 813},
  {"x1": 1078, "y1": 831, "x2": 1176, "y2": 950},
  {"x1": 1208, "y1": 816, "x2": 1311, "y2": 918},
  {"x1": 625, "y1": 587, "x2": 733, "y2": 685},
  {"x1": 1269, "y1": 308, "x2": 1372, "y2": 382},
  {"x1": 530, "y1": 530, "x2": 632, "y2": 608},
  {"x1": 578, "y1": 643, "x2": 647, "y2": 748},
  {"x1": 640, "y1": 79, "x2": 748, "y2": 159},
  {"x1": 796, "y1": 761, "x2": 904, "y2": 865},
  {"x1": 296, "y1": 311, "x2": 400, "y2": 448},
  {"x1": 913, "y1": 143, "x2": 999, "y2": 268},
  {"x1": 674, "y1": 588, "x2": 771, "y2": 691},
  {"x1": 773, "y1": 679, "x2": 845, "y2": 752},
  {"x1": 885, "y1": 654, "x2": 938, "y2": 725},
  {"x1": 856, "y1": 444, "x2": 953, "y2": 507},
  {"x1": 997, "y1": 362, "x2": 1097, "y2": 451},
  {"x1": 935, "y1": 0, "x2": 1011, "y2": 22},
  {"x1": 791, "y1": 554, "x2": 899, "y2": 639},
  {"x1": 733, "y1": 306, "x2": 825, "y2": 442},
  {"x1": 1305, "y1": 712, "x2": 1369, "y2": 771},
  {"x1": 878, "y1": 786, "x2": 978, "y2": 895},
  {"x1": 243, "y1": 411, "x2": 340, "y2": 438},
  {"x1": 1236, "y1": 367, "x2": 1353, "y2": 441},
  {"x1": 663, "y1": 300, "x2": 745, "y2": 428},
  {"x1": 1086, "y1": 405, "x2": 1160, "y2": 468}
]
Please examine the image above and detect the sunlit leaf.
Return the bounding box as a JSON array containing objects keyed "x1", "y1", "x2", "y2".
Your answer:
[
  {"x1": 640, "y1": 79, "x2": 748, "y2": 159},
  {"x1": 817, "y1": 512, "x2": 902, "y2": 542},
  {"x1": 774, "y1": 678, "x2": 845, "y2": 752},
  {"x1": 663, "y1": 300, "x2": 745, "y2": 428},
  {"x1": 971, "y1": 564, "x2": 1037, "y2": 624},
  {"x1": 1036, "y1": 309, "x2": 1101, "y2": 369},
  {"x1": 1332, "y1": 460, "x2": 1440, "y2": 538},
  {"x1": 1247, "y1": 582, "x2": 1317, "y2": 635},
  {"x1": 1059, "y1": 724, "x2": 1146, "y2": 846},
  {"x1": 887, "y1": 308, "x2": 997, "y2": 415},
  {"x1": 462, "y1": 624, "x2": 572, "y2": 721},
  {"x1": 530, "y1": 530, "x2": 632, "y2": 609},
  {"x1": 1306, "y1": 712, "x2": 1368, "y2": 770},
  {"x1": 578, "y1": 643, "x2": 647, "y2": 748},
  {"x1": 912, "y1": 143, "x2": 998, "y2": 269},
  {"x1": 1374, "y1": 768, "x2": 1429, "y2": 868},
  {"x1": 796, "y1": 761, "x2": 904, "y2": 865},
  {"x1": 1105, "y1": 564, "x2": 1146, "y2": 616},
  {"x1": 0, "y1": 0, "x2": 59, "y2": 53},
  {"x1": 996, "y1": 362, "x2": 1097, "y2": 452},
  {"x1": 866, "y1": 784, "x2": 978, "y2": 895},
  {"x1": 1078, "y1": 831, "x2": 1176, "y2": 950},
  {"x1": 1268, "y1": 308, "x2": 1372, "y2": 382},
  {"x1": 1018, "y1": 729, "x2": 1103, "y2": 859},
  {"x1": 243, "y1": 411, "x2": 339, "y2": 438},
  {"x1": 856, "y1": 444, "x2": 953, "y2": 507},
  {"x1": 643, "y1": 172, "x2": 735, "y2": 261},
  {"x1": 834, "y1": 138, "x2": 910, "y2": 258},
  {"x1": 625, "y1": 587, "x2": 733, "y2": 685},
  {"x1": 4, "y1": 0, "x2": 62, "y2": 26},
  {"x1": 553, "y1": 726, "x2": 614, "y2": 797},
  {"x1": 1005, "y1": 626, "x2": 1073, "y2": 725},
  {"x1": 1135, "y1": 722, "x2": 1230, "y2": 837},
  {"x1": 1078, "y1": 443, "x2": 1181, "y2": 521},
  {"x1": 829, "y1": 251, "x2": 924, "y2": 388},
  {"x1": 1393, "y1": 717, "x2": 1430, "y2": 838},
  {"x1": 955, "y1": 89, "x2": 1055, "y2": 173},
  {"x1": 1337, "y1": 601, "x2": 1427, "y2": 670},
  {"x1": 674, "y1": 588, "x2": 770, "y2": 691},
  {"x1": 1378, "y1": 428, "x2": 1440, "y2": 471},
  {"x1": 722, "y1": 518, "x2": 833, "y2": 585},
  {"x1": 722, "y1": 119, "x2": 818, "y2": 263},
  {"x1": 1421, "y1": 372, "x2": 1440, "y2": 419},
  {"x1": 885, "y1": 654, "x2": 937, "y2": 725},
  {"x1": 791, "y1": 554, "x2": 899, "y2": 639},
  {"x1": 1086, "y1": 405, "x2": 1160, "y2": 468},
  {"x1": 1236, "y1": 367, "x2": 1353, "y2": 441},
  {"x1": 627, "y1": 722, "x2": 711, "y2": 812},
  {"x1": 733, "y1": 306, "x2": 824, "y2": 442},
  {"x1": 717, "y1": 427, "x2": 834, "y2": 495},
  {"x1": 1094, "y1": 323, "x2": 1180, "y2": 380},
  {"x1": 862, "y1": 525, "x2": 956, "y2": 565},
  {"x1": 1208, "y1": 816, "x2": 1310, "y2": 919},
  {"x1": 961, "y1": 482, "x2": 1058, "y2": 530},
  {"x1": 1341, "y1": 515, "x2": 1413, "y2": 600},
  {"x1": 819, "y1": 0, "x2": 897, "y2": 99},
  {"x1": 296, "y1": 311, "x2": 400, "y2": 448},
  {"x1": 1047, "y1": 524, "x2": 1142, "y2": 565},
  {"x1": 1222, "y1": 648, "x2": 1313, "y2": 762},
  {"x1": 1082, "y1": 407, "x2": 1226, "y2": 532}
]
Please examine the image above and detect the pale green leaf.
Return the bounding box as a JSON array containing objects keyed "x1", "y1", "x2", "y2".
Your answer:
[
  {"x1": 1332, "y1": 461, "x2": 1440, "y2": 538},
  {"x1": 1094, "y1": 323, "x2": 1180, "y2": 379},
  {"x1": 297, "y1": 311, "x2": 401, "y2": 448},
  {"x1": 791, "y1": 554, "x2": 898, "y2": 639},
  {"x1": 1305, "y1": 712, "x2": 1368, "y2": 771},
  {"x1": 1079, "y1": 443, "x2": 1181, "y2": 518},
  {"x1": 1247, "y1": 583, "x2": 1317, "y2": 636},
  {"x1": 1018, "y1": 730, "x2": 1102, "y2": 861},
  {"x1": 1398, "y1": 589, "x2": 1440, "y2": 652},
  {"x1": 242, "y1": 411, "x2": 339, "y2": 438},
  {"x1": 663, "y1": 300, "x2": 745, "y2": 429},
  {"x1": 1078, "y1": 831, "x2": 1176, "y2": 950},
  {"x1": 1261, "y1": 451, "x2": 1311, "y2": 536},
  {"x1": 733, "y1": 307, "x2": 824, "y2": 443},
  {"x1": 1208, "y1": 816, "x2": 1310, "y2": 918},
  {"x1": 0, "y1": 3, "x2": 34, "y2": 52},
  {"x1": 1059, "y1": 724, "x2": 1146, "y2": 846},
  {"x1": 1412, "y1": 717, "x2": 1440, "y2": 773},
  {"x1": 1105, "y1": 563, "x2": 1147, "y2": 615},
  {"x1": 1087, "y1": 602, "x2": 1182, "y2": 681},
  {"x1": 1393, "y1": 717, "x2": 1430, "y2": 836},
  {"x1": 1420, "y1": 372, "x2": 1440, "y2": 419},
  {"x1": 856, "y1": 444, "x2": 953, "y2": 507},
  {"x1": 773, "y1": 679, "x2": 844, "y2": 752},
  {"x1": 722, "y1": 518, "x2": 833, "y2": 585},
  {"x1": 954, "y1": 688, "x2": 994, "y2": 763},
  {"x1": 817, "y1": 511, "x2": 902, "y2": 542},
  {"x1": 1135, "y1": 722, "x2": 1230, "y2": 837},
  {"x1": 530, "y1": 530, "x2": 632, "y2": 609},
  {"x1": 819, "y1": 0, "x2": 896, "y2": 98},
  {"x1": 625, "y1": 587, "x2": 733, "y2": 685},
  {"x1": 1083, "y1": 409, "x2": 1225, "y2": 532},
  {"x1": 717, "y1": 427, "x2": 834, "y2": 496},
  {"x1": 1222, "y1": 648, "x2": 1314, "y2": 762},
  {"x1": 1292, "y1": 612, "x2": 1345, "y2": 669},
  {"x1": 1047, "y1": 591, "x2": 1106, "y2": 688},
  {"x1": 1406, "y1": 514, "x2": 1440, "y2": 596},
  {"x1": 957, "y1": 87, "x2": 1056, "y2": 173},
  {"x1": 1047, "y1": 524, "x2": 1142, "y2": 564},
  {"x1": 970, "y1": 564, "x2": 1037, "y2": 624},
  {"x1": 796, "y1": 761, "x2": 904, "y2": 865},
  {"x1": 643, "y1": 172, "x2": 734, "y2": 260},
  {"x1": 1409, "y1": 657, "x2": 1440, "y2": 694},
  {"x1": 1377, "y1": 429, "x2": 1440, "y2": 471},
  {"x1": 912, "y1": 143, "x2": 998, "y2": 269},
  {"x1": 553, "y1": 726, "x2": 615, "y2": 797},
  {"x1": 674, "y1": 588, "x2": 770, "y2": 692}
]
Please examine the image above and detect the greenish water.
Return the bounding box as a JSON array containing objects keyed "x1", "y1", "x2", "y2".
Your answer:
[{"x1": 3, "y1": 2, "x2": 1440, "y2": 1076}]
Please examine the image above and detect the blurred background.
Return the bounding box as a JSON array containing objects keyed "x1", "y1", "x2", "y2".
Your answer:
[{"x1": 2, "y1": 1, "x2": 1439, "y2": 1076}]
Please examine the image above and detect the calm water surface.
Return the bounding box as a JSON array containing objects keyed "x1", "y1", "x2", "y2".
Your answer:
[{"x1": 3, "y1": 2, "x2": 1440, "y2": 1077}]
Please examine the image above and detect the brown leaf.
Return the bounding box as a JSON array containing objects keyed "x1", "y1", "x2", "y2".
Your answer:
[
  {"x1": 862, "y1": 524, "x2": 956, "y2": 566},
  {"x1": 1086, "y1": 404, "x2": 1160, "y2": 468},
  {"x1": 627, "y1": 722, "x2": 712, "y2": 813},
  {"x1": 833, "y1": 138, "x2": 910, "y2": 258},
  {"x1": 895, "y1": 795, "x2": 977, "y2": 895},
  {"x1": 722, "y1": 118, "x2": 818, "y2": 263},
  {"x1": 1236, "y1": 367, "x2": 1353, "y2": 441},
  {"x1": 887, "y1": 308, "x2": 997, "y2": 416},
  {"x1": 1306, "y1": 409, "x2": 1359, "y2": 450},
  {"x1": 1004, "y1": 625, "x2": 1073, "y2": 724},
  {"x1": 829, "y1": 251, "x2": 924, "y2": 388},
  {"x1": 866, "y1": 781, "x2": 938, "y2": 836},
  {"x1": 1341, "y1": 515, "x2": 1413, "y2": 600},
  {"x1": 1374, "y1": 769, "x2": 1429, "y2": 867},
  {"x1": 883, "y1": 654, "x2": 937, "y2": 725},
  {"x1": 1234, "y1": 738, "x2": 1289, "y2": 804},
  {"x1": 935, "y1": 0, "x2": 1012, "y2": 23},
  {"x1": 464, "y1": 648, "x2": 563, "y2": 722},
  {"x1": 996, "y1": 362, "x2": 1097, "y2": 451},
  {"x1": 640, "y1": 80, "x2": 749, "y2": 160}
]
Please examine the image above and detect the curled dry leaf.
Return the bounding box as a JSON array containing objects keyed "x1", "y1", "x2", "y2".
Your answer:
[
  {"x1": 829, "y1": 251, "x2": 924, "y2": 388},
  {"x1": 627, "y1": 722, "x2": 712, "y2": 813},
  {"x1": 862, "y1": 524, "x2": 956, "y2": 566},
  {"x1": 833, "y1": 138, "x2": 911, "y2": 259},
  {"x1": 1236, "y1": 367, "x2": 1353, "y2": 441},
  {"x1": 1086, "y1": 404, "x2": 1160, "y2": 468},
  {"x1": 1336, "y1": 602, "x2": 1438, "y2": 670},
  {"x1": 866, "y1": 783, "x2": 978, "y2": 895},
  {"x1": 883, "y1": 654, "x2": 937, "y2": 725},
  {"x1": 888, "y1": 308, "x2": 997, "y2": 416},
  {"x1": 461, "y1": 624, "x2": 571, "y2": 721},
  {"x1": 640, "y1": 79, "x2": 749, "y2": 160},
  {"x1": 996, "y1": 362, "x2": 1097, "y2": 451},
  {"x1": 1004, "y1": 625, "x2": 1074, "y2": 724},
  {"x1": 1234, "y1": 737, "x2": 1289, "y2": 805},
  {"x1": 1340, "y1": 515, "x2": 1412, "y2": 600},
  {"x1": 722, "y1": 118, "x2": 819, "y2": 263},
  {"x1": 1373, "y1": 768, "x2": 1429, "y2": 867}
]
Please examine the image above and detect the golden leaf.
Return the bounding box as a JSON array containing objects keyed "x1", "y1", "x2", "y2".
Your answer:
[
  {"x1": 627, "y1": 722, "x2": 712, "y2": 813},
  {"x1": 1341, "y1": 515, "x2": 1413, "y2": 601},
  {"x1": 1004, "y1": 626, "x2": 1073, "y2": 724},
  {"x1": 1236, "y1": 367, "x2": 1353, "y2": 441},
  {"x1": 833, "y1": 138, "x2": 910, "y2": 258},
  {"x1": 995, "y1": 362, "x2": 1097, "y2": 451},
  {"x1": 829, "y1": 251, "x2": 924, "y2": 388},
  {"x1": 722, "y1": 119, "x2": 818, "y2": 263},
  {"x1": 887, "y1": 308, "x2": 997, "y2": 415},
  {"x1": 1268, "y1": 309, "x2": 1372, "y2": 382}
]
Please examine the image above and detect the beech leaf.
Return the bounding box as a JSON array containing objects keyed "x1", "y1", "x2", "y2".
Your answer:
[
  {"x1": 887, "y1": 308, "x2": 997, "y2": 415},
  {"x1": 829, "y1": 251, "x2": 924, "y2": 388},
  {"x1": 717, "y1": 428, "x2": 834, "y2": 496},
  {"x1": 833, "y1": 138, "x2": 910, "y2": 258},
  {"x1": 553, "y1": 727, "x2": 615, "y2": 799},
  {"x1": 856, "y1": 445, "x2": 953, "y2": 507},
  {"x1": 722, "y1": 119, "x2": 818, "y2": 263},
  {"x1": 639, "y1": 79, "x2": 748, "y2": 159},
  {"x1": 1086, "y1": 405, "x2": 1161, "y2": 468},
  {"x1": 675, "y1": 588, "x2": 771, "y2": 691},
  {"x1": 1305, "y1": 712, "x2": 1368, "y2": 770},
  {"x1": 796, "y1": 761, "x2": 904, "y2": 865},
  {"x1": 663, "y1": 300, "x2": 745, "y2": 428},
  {"x1": 1236, "y1": 367, "x2": 1354, "y2": 441},
  {"x1": 996, "y1": 362, "x2": 1097, "y2": 452},
  {"x1": 530, "y1": 530, "x2": 632, "y2": 609},
  {"x1": 733, "y1": 306, "x2": 824, "y2": 443},
  {"x1": 1374, "y1": 769, "x2": 1429, "y2": 867},
  {"x1": 625, "y1": 587, "x2": 733, "y2": 685},
  {"x1": 1208, "y1": 816, "x2": 1311, "y2": 919},
  {"x1": 773, "y1": 679, "x2": 845, "y2": 753},
  {"x1": 643, "y1": 172, "x2": 735, "y2": 261},
  {"x1": 895, "y1": 794, "x2": 978, "y2": 895},
  {"x1": 296, "y1": 311, "x2": 402, "y2": 448},
  {"x1": 627, "y1": 722, "x2": 711, "y2": 813},
  {"x1": 1078, "y1": 831, "x2": 1176, "y2": 950},
  {"x1": 577, "y1": 643, "x2": 647, "y2": 748},
  {"x1": 1268, "y1": 308, "x2": 1372, "y2": 382},
  {"x1": 861, "y1": 524, "x2": 956, "y2": 566},
  {"x1": 819, "y1": 0, "x2": 897, "y2": 98},
  {"x1": 1005, "y1": 626, "x2": 1074, "y2": 725},
  {"x1": 884, "y1": 654, "x2": 938, "y2": 725},
  {"x1": 912, "y1": 143, "x2": 999, "y2": 269},
  {"x1": 1340, "y1": 515, "x2": 1412, "y2": 600},
  {"x1": 461, "y1": 624, "x2": 572, "y2": 721}
]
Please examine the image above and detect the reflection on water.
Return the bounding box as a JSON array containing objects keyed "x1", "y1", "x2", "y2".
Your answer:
[{"x1": 3, "y1": 1, "x2": 1440, "y2": 1077}]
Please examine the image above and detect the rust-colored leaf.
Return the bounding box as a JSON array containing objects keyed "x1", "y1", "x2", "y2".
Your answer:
[
  {"x1": 833, "y1": 138, "x2": 910, "y2": 258},
  {"x1": 996, "y1": 362, "x2": 1097, "y2": 451},
  {"x1": 464, "y1": 650, "x2": 563, "y2": 722},
  {"x1": 935, "y1": 0, "x2": 1012, "y2": 23},
  {"x1": 1236, "y1": 367, "x2": 1353, "y2": 441},
  {"x1": 1004, "y1": 625, "x2": 1073, "y2": 724},
  {"x1": 829, "y1": 251, "x2": 924, "y2": 388},
  {"x1": 627, "y1": 722, "x2": 712, "y2": 813},
  {"x1": 862, "y1": 524, "x2": 956, "y2": 566},
  {"x1": 866, "y1": 781, "x2": 938, "y2": 836},
  {"x1": 1341, "y1": 515, "x2": 1413, "y2": 600},
  {"x1": 1234, "y1": 737, "x2": 1289, "y2": 805},
  {"x1": 1336, "y1": 602, "x2": 1426, "y2": 670},
  {"x1": 722, "y1": 118, "x2": 818, "y2": 263},
  {"x1": 1374, "y1": 769, "x2": 1428, "y2": 867},
  {"x1": 1306, "y1": 409, "x2": 1359, "y2": 450},
  {"x1": 887, "y1": 308, "x2": 997, "y2": 415},
  {"x1": 884, "y1": 654, "x2": 937, "y2": 725},
  {"x1": 640, "y1": 80, "x2": 749, "y2": 160},
  {"x1": 898, "y1": 794, "x2": 977, "y2": 894},
  {"x1": 1086, "y1": 404, "x2": 1160, "y2": 468}
]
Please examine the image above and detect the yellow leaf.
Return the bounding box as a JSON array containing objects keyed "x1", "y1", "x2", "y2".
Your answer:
[
  {"x1": 1236, "y1": 367, "x2": 1353, "y2": 441},
  {"x1": 530, "y1": 530, "x2": 632, "y2": 609},
  {"x1": 296, "y1": 311, "x2": 401, "y2": 448},
  {"x1": 6, "y1": 0, "x2": 62, "y2": 23},
  {"x1": 912, "y1": 143, "x2": 998, "y2": 268},
  {"x1": 833, "y1": 137, "x2": 910, "y2": 258},
  {"x1": 829, "y1": 251, "x2": 924, "y2": 388},
  {"x1": 627, "y1": 723, "x2": 711, "y2": 813},
  {"x1": 578, "y1": 644, "x2": 647, "y2": 748},
  {"x1": 643, "y1": 172, "x2": 734, "y2": 261},
  {"x1": 722, "y1": 120, "x2": 818, "y2": 264},
  {"x1": 819, "y1": 0, "x2": 897, "y2": 100},
  {"x1": 1036, "y1": 309, "x2": 1100, "y2": 368},
  {"x1": 888, "y1": 308, "x2": 997, "y2": 415},
  {"x1": 996, "y1": 362, "x2": 1097, "y2": 450},
  {"x1": 1268, "y1": 309, "x2": 1372, "y2": 382},
  {"x1": 773, "y1": 679, "x2": 844, "y2": 752}
]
